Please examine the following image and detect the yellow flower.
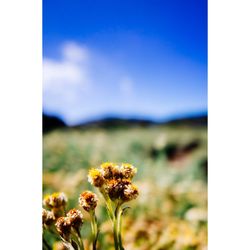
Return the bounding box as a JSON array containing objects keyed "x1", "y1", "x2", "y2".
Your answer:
[
  {"x1": 89, "y1": 162, "x2": 139, "y2": 203},
  {"x1": 100, "y1": 162, "x2": 119, "y2": 179},
  {"x1": 43, "y1": 192, "x2": 67, "y2": 209},
  {"x1": 88, "y1": 168, "x2": 105, "y2": 187}
]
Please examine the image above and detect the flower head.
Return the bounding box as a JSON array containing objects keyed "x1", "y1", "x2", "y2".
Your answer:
[
  {"x1": 66, "y1": 209, "x2": 83, "y2": 232},
  {"x1": 88, "y1": 168, "x2": 105, "y2": 187},
  {"x1": 43, "y1": 192, "x2": 67, "y2": 209},
  {"x1": 120, "y1": 163, "x2": 137, "y2": 179},
  {"x1": 42, "y1": 208, "x2": 55, "y2": 226},
  {"x1": 89, "y1": 162, "x2": 139, "y2": 203},
  {"x1": 122, "y1": 184, "x2": 139, "y2": 202},
  {"x1": 100, "y1": 162, "x2": 120, "y2": 179},
  {"x1": 79, "y1": 191, "x2": 98, "y2": 212},
  {"x1": 55, "y1": 217, "x2": 72, "y2": 241},
  {"x1": 106, "y1": 179, "x2": 132, "y2": 201}
]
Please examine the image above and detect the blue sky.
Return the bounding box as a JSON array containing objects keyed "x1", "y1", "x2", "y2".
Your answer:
[{"x1": 43, "y1": 0, "x2": 207, "y2": 125}]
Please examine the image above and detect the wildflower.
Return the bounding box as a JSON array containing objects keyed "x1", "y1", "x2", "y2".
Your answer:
[
  {"x1": 100, "y1": 162, "x2": 117, "y2": 179},
  {"x1": 120, "y1": 163, "x2": 137, "y2": 179},
  {"x1": 66, "y1": 209, "x2": 83, "y2": 233},
  {"x1": 55, "y1": 217, "x2": 72, "y2": 241},
  {"x1": 43, "y1": 192, "x2": 67, "y2": 209},
  {"x1": 79, "y1": 191, "x2": 99, "y2": 250},
  {"x1": 42, "y1": 208, "x2": 55, "y2": 226},
  {"x1": 106, "y1": 179, "x2": 131, "y2": 201},
  {"x1": 88, "y1": 168, "x2": 105, "y2": 187},
  {"x1": 79, "y1": 191, "x2": 98, "y2": 212},
  {"x1": 89, "y1": 162, "x2": 139, "y2": 250},
  {"x1": 122, "y1": 184, "x2": 139, "y2": 202}
]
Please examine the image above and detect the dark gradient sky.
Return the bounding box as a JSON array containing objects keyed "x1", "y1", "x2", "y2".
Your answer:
[{"x1": 43, "y1": 0, "x2": 207, "y2": 125}]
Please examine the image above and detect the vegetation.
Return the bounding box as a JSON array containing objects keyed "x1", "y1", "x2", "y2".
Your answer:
[{"x1": 43, "y1": 125, "x2": 207, "y2": 250}]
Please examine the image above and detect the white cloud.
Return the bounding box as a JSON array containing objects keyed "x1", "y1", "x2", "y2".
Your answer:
[
  {"x1": 43, "y1": 42, "x2": 90, "y2": 91},
  {"x1": 62, "y1": 42, "x2": 89, "y2": 62},
  {"x1": 43, "y1": 41, "x2": 136, "y2": 124}
]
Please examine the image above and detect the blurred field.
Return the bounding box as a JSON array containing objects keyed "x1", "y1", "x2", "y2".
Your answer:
[{"x1": 43, "y1": 125, "x2": 207, "y2": 250}]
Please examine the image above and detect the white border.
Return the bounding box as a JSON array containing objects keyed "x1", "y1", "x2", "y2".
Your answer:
[
  {"x1": 209, "y1": 0, "x2": 250, "y2": 249},
  {"x1": 0, "y1": 0, "x2": 250, "y2": 249},
  {"x1": 0, "y1": 0, "x2": 42, "y2": 249}
]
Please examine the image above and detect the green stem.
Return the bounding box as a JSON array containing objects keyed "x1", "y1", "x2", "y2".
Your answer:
[
  {"x1": 90, "y1": 210, "x2": 98, "y2": 250},
  {"x1": 113, "y1": 217, "x2": 119, "y2": 250},
  {"x1": 100, "y1": 188, "x2": 115, "y2": 221},
  {"x1": 71, "y1": 229, "x2": 84, "y2": 250},
  {"x1": 77, "y1": 234, "x2": 85, "y2": 250},
  {"x1": 43, "y1": 236, "x2": 51, "y2": 250},
  {"x1": 117, "y1": 205, "x2": 124, "y2": 250},
  {"x1": 99, "y1": 188, "x2": 121, "y2": 250},
  {"x1": 115, "y1": 203, "x2": 125, "y2": 250}
]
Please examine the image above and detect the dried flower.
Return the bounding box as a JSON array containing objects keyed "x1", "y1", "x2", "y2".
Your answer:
[
  {"x1": 55, "y1": 217, "x2": 72, "y2": 241},
  {"x1": 43, "y1": 192, "x2": 67, "y2": 209},
  {"x1": 120, "y1": 163, "x2": 137, "y2": 179},
  {"x1": 122, "y1": 184, "x2": 139, "y2": 202},
  {"x1": 42, "y1": 208, "x2": 55, "y2": 226},
  {"x1": 89, "y1": 162, "x2": 139, "y2": 204},
  {"x1": 66, "y1": 209, "x2": 83, "y2": 232},
  {"x1": 100, "y1": 162, "x2": 121, "y2": 179},
  {"x1": 88, "y1": 168, "x2": 105, "y2": 187},
  {"x1": 79, "y1": 191, "x2": 98, "y2": 212},
  {"x1": 106, "y1": 179, "x2": 131, "y2": 201}
]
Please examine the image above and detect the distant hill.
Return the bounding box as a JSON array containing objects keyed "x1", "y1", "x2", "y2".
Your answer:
[
  {"x1": 43, "y1": 113, "x2": 66, "y2": 133},
  {"x1": 74, "y1": 117, "x2": 155, "y2": 129},
  {"x1": 166, "y1": 114, "x2": 207, "y2": 127},
  {"x1": 43, "y1": 113, "x2": 207, "y2": 133},
  {"x1": 74, "y1": 114, "x2": 207, "y2": 129}
]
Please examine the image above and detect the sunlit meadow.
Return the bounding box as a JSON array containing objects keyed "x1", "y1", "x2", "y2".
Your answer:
[{"x1": 43, "y1": 125, "x2": 207, "y2": 250}]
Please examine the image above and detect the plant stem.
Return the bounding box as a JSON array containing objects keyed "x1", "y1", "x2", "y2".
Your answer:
[
  {"x1": 116, "y1": 205, "x2": 124, "y2": 250},
  {"x1": 113, "y1": 216, "x2": 119, "y2": 250},
  {"x1": 100, "y1": 188, "x2": 115, "y2": 221},
  {"x1": 43, "y1": 236, "x2": 51, "y2": 250},
  {"x1": 90, "y1": 210, "x2": 98, "y2": 250},
  {"x1": 71, "y1": 229, "x2": 85, "y2": 250},
  {"x1": 114, "y1": 203, "x2": 125, "y2": 250}
]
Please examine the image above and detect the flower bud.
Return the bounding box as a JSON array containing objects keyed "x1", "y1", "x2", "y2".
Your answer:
[
  {"x1": 88, "y1": 168, "x2": 105, "y2": 187},
  {"x1": 55, "y1": 217, "x2": 71, "y2": 241},
  {"x1": 79, "y1": 191, "x2": 98, "y2": 212},
  {"x1": 66, "y1": 209, "x2": 83, "y2": 232}
]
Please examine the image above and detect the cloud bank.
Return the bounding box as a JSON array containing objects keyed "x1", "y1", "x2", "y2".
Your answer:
[{"x1": 43, "y1": 41, "x2": 135, "y2": 125}]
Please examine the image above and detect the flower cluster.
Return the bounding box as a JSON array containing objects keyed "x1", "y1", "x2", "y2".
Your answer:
[
  {"x1": 43, "y1": 163, "x2": 139, "y2": 250},
  {"x1": 43, "y1": 192, "x2": 67, "y2": 209},
  {"x1": 88, "y1": 162, "x2": 139, "y2": 203},
  {"x1": 55, "y1": 217, "x2": 72, "y2": 241},
  {"x1": 66, "y1": 209, "x2": 84, "y2": 232},
  {"x1": 55, "y1": 209, "x2": 83, "y2": 241},
  {"x1": 43, "y1": 192, "x2": 67, "y2": 217}
]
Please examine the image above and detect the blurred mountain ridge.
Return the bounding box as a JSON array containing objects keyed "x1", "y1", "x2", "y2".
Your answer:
[{"x1": 43, "y1": 112, "x2": 207, "y2": 133}]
